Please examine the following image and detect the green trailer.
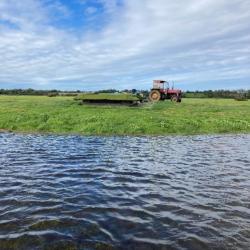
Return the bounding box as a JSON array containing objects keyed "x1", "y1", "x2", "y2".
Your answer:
[{"x1": 75, "y1": 93, "x2": 143, "y2": 105}]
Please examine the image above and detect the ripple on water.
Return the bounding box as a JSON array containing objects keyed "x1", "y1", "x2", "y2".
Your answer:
[{"x1": 0, "y1": 133, "x2": 250, "y2": 250}]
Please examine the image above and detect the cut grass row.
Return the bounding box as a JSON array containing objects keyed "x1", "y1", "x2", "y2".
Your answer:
[{"x1": 0, "y1": 95, "x2": 249, "y2": 135}]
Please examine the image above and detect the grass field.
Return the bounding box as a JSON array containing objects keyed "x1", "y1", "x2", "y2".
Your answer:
[{"x1": 0, "y1": 95, "x2": 249, "y2": 135}]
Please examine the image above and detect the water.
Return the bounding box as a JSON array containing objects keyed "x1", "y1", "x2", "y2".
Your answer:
[{"x1": 0, "y1": 133, "x2": 249, "y2": 250}]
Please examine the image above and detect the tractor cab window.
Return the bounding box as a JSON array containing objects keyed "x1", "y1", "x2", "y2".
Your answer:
[
  {"x1": 166, "y1": 83, "x2": 169, "y2": 90},
  {"x1": 153, "y1": 80, "x2": 165, "y2": 90}
]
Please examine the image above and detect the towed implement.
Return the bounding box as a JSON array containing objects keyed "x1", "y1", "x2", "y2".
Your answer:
[
  {"x1": 75, "y1": 93, "x2": 143, "y2": 105},
  {"x1": 149, "y1": 80, "x2": 182, "y2": 102}
]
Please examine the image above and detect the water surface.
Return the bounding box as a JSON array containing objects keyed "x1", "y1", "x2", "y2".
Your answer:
[{"x1": 0, "y1": 133, "x2": 250, "y2": 249}]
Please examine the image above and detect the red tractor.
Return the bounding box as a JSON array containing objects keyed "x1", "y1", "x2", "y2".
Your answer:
[{"x1": 149, "y1": 80, "x2": 182, "y2": 102}]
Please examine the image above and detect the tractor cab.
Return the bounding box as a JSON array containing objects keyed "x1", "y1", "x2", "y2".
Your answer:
[{"x1": 153, "y1": 80, "x2": 169, "y2": 90}]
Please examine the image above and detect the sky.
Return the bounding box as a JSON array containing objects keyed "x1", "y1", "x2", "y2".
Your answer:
[{"x1": 0, "y1": 0, "x2": 250, "y2": 91}]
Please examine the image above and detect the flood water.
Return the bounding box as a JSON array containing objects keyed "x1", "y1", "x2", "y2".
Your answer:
[{"x1": 0, "y1": 133, "x2": 249, "y2": 250}]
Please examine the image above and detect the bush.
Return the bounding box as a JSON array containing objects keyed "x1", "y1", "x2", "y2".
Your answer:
[
  {"x1": 234, "y1": 92, "x2": 248, "y2": 101},
  {"x1": 48, "y1": 92, "x2": 59, "y2": 97}
]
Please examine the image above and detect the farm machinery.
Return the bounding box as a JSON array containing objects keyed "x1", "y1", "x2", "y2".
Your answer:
[{"x1": 149, "y1": 80, "x2": 182, "y2": 102}]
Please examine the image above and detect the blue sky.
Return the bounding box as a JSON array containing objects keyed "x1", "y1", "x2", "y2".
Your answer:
[{"x1": 0, "y1": 0, "x2": 249, "y2": 91}]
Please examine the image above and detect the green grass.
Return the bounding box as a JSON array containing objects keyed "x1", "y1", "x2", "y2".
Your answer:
[{"x1": 0, "y1": 95, "x2": 249, "y2": 135}]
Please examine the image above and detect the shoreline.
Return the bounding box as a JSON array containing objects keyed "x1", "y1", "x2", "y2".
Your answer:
[{"x1": 1, "y1": 128, "x2": 249, "y2": 138}]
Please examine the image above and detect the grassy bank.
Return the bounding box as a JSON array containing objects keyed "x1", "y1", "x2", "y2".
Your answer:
[{"x1": 0, "y1": 95, "x2": 249, "y2": 135}]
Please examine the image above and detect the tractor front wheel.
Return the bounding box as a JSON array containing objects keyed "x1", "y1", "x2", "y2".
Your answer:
[
  {"x1": 171, "y1": 95, "x2": 178, "y2": 102},
  {"x1": 149, "y1": 90, "x2": 161, "y2": 102}
]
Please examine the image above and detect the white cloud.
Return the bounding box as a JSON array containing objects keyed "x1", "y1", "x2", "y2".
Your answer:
[
  {"x1": 85, "y1": 7, "x2": 98, "y2": 15},
  {"x1": 0, "y1": 0, "x2": 249, "y2": 90}
]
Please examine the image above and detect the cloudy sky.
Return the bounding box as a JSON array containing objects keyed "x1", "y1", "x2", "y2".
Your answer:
[{"x1": 0, "y1": 0, "x2": 250, "y2": 90}]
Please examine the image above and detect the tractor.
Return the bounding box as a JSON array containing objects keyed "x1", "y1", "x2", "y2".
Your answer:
[{"x1": 149, "y1": 80, "x2": 182, "y2": 102}]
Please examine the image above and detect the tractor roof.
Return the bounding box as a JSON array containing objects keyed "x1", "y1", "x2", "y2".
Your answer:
[{"x1": 153, "y1": 80, "x2": 166, "y2": 83}]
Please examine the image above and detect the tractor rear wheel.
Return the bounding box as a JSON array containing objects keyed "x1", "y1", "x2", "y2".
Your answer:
[{"x1": 149, "y1": 90, "x2": 161, "y2": 102}]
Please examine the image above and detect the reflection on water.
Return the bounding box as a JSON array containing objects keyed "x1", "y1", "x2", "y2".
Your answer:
[{"x1": 0, "y1": 133, "x2": 250, "y2": 249}]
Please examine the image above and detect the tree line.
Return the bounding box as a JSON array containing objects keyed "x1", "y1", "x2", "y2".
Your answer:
[
  {"x1": 0, "y1": 88, "x2": 80, "y2": 96},
  {"x1": 183, "y1": 89, "x2": 250, "y2": 99},
  {"x1": 0, "y1": 88, "x2": 249, "y2": 99}
]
